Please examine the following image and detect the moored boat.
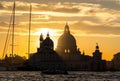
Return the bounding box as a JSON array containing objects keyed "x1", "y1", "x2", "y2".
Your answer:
[{"x1": 42, "y1": 69, "x2": 68, "y2": 75}]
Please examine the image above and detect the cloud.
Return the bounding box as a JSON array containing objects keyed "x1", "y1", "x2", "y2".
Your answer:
[
  {"x1": 1, "y1": 1, "x2": 119, "y2": 16},
  {"x1": 53, "y1": 7, "x2": 80, "y2": 13},
  {"x1": 0, "y1": 2, "x2": 4, "y2": 9},
  {"x1": 0, "y1": 21, "x2": 9, "y2": 27},
  {"x1": 0, "y1": 1, "x2": 33, "y2": 12},
  {"x1": 96, "y1": 0, "x2": 120, "y2": 10},
  {"x1": 1, "y1": 0, "x2": 120, "y2": 36},
  {"x1": 0, "y1": 1, "x2": 80, "y2": 13},
  {"x1": 31, "y1": 2, "x2": 80, "y2": 13},
  {"x1": 72, "y1": 21, "x2": 120, "y2": 35},
  {"x1": 3, "y1": 0, "x2": 120, "y2": 10}
]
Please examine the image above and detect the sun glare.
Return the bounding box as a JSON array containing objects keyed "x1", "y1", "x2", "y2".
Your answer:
[
  {"x1": 34, "y1": 28, "x2": 58, "y2": 49},
  {"x1": 34, "y1": 28, "x2": 56, "y2": 36}
]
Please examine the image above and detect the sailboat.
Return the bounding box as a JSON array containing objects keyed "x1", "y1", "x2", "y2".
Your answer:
[
  {"x1": 0, "y1": 0, "x2": 16, "y2": 71},
  {"x1": 1, "y1": 0, "x2": 32, "y2": 71}
]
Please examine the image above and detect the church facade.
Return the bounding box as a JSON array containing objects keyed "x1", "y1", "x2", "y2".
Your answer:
[
  {"x1": 29, "y1": 33, "x2": 66, "y2": 70},
  {"x1": 56, "y1": 23, "x2": 106, "y2": 71},
  {"x1": 29, "y1": 23, "x2": 106, "y2": 71}
]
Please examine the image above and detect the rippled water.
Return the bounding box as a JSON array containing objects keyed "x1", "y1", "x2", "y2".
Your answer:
[{"x1": 0, "y1": 71, "x2": 119, "y2": 81}]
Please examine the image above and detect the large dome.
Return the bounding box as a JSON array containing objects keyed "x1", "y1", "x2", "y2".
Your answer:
[
  {"x1": 58, "y1": 33, "x2": 76, "y2": 47},
  {"x1": 57, "y1": 23, "x2": 77, "y2": 49}
]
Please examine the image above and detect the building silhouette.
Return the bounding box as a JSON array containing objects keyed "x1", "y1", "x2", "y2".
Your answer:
[
  {"x1": 29, "y1": 33, "x2": 66, "y2": 70},
  {"x1": 56, "y1": 23, "x2": 106, "y2": 71},
  {"x1": 110, "y1": 52, "x2": 120, "y2": 70},
  {"x1": 28, "y1": 23, "x2": 106, "y2": 71}
]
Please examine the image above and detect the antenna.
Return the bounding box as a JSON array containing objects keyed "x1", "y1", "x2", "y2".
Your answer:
[{"x1": 28, "y1": 3, "x2": 32, "y2": 59}]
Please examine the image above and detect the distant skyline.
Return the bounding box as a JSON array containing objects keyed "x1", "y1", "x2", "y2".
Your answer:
[{"x1": 0, "y1": 0, "x2": 120, "y2": 60}]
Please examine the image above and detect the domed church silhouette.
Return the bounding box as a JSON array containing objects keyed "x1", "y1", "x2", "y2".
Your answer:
[
  {"x1": 29, "y1": 23, "x2": 106, "y2": 71},
  {"x1": 56, "y1": 23, "x2": 78, "y2": 56}
]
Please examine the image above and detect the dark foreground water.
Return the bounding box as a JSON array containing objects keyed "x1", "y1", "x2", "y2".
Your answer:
[{"x1": 0, "y1": 71, "x2": 119, "y2": 81}]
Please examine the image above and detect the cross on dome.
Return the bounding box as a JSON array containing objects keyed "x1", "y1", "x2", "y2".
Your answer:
[
  {"x1": 47, "y1": 32, "x2": 50, "y2": 38},
  {"x1": 96, "y1": 43, "x2": 99, "y2": 50},
  {"x1": 64, "y1": 22, "x2": 70, "y2": 34}
]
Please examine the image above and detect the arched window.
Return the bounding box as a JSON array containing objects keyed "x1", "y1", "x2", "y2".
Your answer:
[
  {"x1": 65, "y1": 49, "x2": 67, "y2": 53},
  {"x1": 68, "y1": 49, "x2": 70, "y2": 53}
]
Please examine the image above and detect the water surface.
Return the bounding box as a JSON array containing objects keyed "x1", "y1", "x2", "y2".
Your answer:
[{"x1": 0, "y1": 71, "x2": 119, "y2": 81}]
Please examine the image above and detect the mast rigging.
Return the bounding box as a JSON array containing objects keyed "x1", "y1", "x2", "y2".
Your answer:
[
  {"x1": 12, "y1": 0, "x2": 16, "y2": 57},
  {"x1": 28, "y1": 3, "x2": 32, "y2": 59}
]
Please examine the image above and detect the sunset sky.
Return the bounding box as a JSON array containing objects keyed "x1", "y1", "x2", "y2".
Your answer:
[{"x1": 0, "y1": 0, "x2": 120, "y2": 60}]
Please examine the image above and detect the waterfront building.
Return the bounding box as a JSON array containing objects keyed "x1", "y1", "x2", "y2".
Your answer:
[
  {"x1": 29, "y1": 33, "x2": 66, "y2": 70},
  {"x1": 111, "y1": 52, "x2": 120, "y2": 70},
  {"x1": 29, "y1": 23, "x2": 106, "y2": 71}
]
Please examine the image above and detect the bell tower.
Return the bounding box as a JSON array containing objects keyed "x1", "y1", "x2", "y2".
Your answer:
[
  {"x1": 40, "y1": 33, "x2": 44, "y2": 48},
  {"x1": 93, "y1": 43, "x2": 102, "y2": 60}
]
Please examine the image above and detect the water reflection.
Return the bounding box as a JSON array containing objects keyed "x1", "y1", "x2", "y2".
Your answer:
[{"x1": 0, "y1": 71, "x2": 119, "y2": 81}]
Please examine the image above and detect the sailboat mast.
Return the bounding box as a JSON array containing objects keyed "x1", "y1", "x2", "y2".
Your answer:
[
  {"x1": 28, "y1": 4, "x2": 32, "y2": 59},
  {"x1": 2, "y1": 15, "x2": 12, "y2": 59},
  {"x1": 12, "y1": 0, "x2": 16, "y2": 57}
]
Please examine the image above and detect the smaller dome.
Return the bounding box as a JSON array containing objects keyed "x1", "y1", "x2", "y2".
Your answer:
[
  {"x1": 42, "y1": 33, "x2": 54, "y2": 49},
  {"x1": 43, "y1": 37, "x2": 53, "y2": 46}
]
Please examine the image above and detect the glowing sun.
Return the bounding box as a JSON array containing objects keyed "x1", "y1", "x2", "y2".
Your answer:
[
  {"x1": 34, "y1": 28, "x2": 56, "y2": 36},
  {"x1": 34, "y1": 28, "x2": 58, "y2": 49}
]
